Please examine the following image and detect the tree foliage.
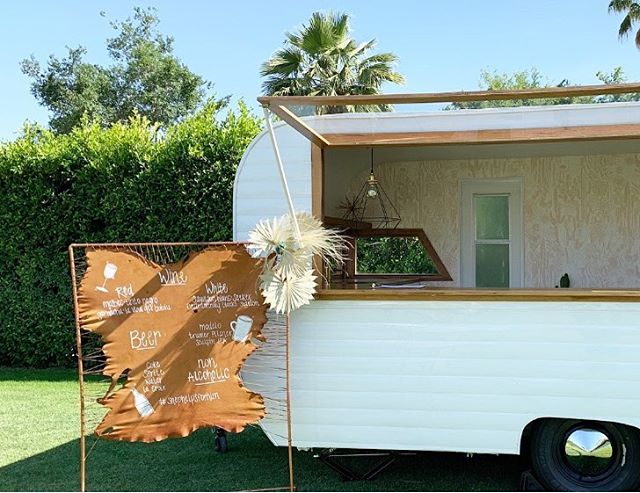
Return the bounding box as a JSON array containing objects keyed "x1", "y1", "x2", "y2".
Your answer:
[
  {"x1": 20, "y1": 7, "x2": 211, "y2": 134},
  {"x1": 0, "y1": 103, "x2": 261, "y2": 367},
  {"x1": 594, "y1": 66, "x2": 640, "y2": 102},
  {"x1": 261, "y1": 11, "x2": 404, "y2": 113},
  {"x1": 609, "y1": 0, "x2": 640, "y2": 48},
  {"x1": 446, "y1": 67, "x2": 640, "y2": 110},
  {"x1": 446, "y1": 68, "x2": 591, "y2": 109},
  {"x1": 357, "y1": 236, "x2": 436, "y2": 275}
]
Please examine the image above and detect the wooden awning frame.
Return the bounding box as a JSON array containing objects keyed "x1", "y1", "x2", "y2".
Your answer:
[{"x1": 258, "y1": 83, "x2": 640, "y2": 148}]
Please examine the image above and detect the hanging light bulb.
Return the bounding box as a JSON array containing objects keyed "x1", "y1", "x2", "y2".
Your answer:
[
  {"x1": 346, "y1": 148, "x2": 401, "y2": 229},
  {"x1": 366, "y1": 172, "x2": 379, "y2": 198}
]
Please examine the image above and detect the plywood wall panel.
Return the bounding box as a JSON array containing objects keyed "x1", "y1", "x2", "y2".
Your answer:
[{"x1": 339, "y1": 153, "x2": 640, "y2": 288}]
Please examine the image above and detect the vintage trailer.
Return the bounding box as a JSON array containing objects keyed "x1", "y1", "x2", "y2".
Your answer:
[{"x1": 235, "y1": 87, "x2": 640, "y2": 491}]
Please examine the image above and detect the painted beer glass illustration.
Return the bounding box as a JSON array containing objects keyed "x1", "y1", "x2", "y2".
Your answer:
[
  {"x1": 131, "y1": 387, "x2": 154, "y2": 417},
  {"x1": 231, "y1": 315, "x2": 253, "y2": 342},
  {"x1": 96, "y1": 262, "x2": 117, "y2": 292}
]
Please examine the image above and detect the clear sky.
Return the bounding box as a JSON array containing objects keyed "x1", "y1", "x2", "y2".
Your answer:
[{"x1": 1, "y1": 0, "x2": 639, "y2": 140}]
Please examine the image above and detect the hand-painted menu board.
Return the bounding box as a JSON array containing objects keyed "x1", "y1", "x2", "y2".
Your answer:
[{"x1": 77, "y1": 245, "x2": 267, "y2": 442}]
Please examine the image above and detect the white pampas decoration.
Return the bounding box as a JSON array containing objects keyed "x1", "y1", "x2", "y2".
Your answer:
[
  {"x1": 260, "y1": 270, "x2": 318, "y2": 314},
  {"x1": 248, "y1": 212, "x2": 345, "y2": 314}
]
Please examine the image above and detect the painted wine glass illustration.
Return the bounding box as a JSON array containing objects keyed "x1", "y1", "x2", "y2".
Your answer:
[{"x1": 96, "y1": 262, "x2": 117, "y2": 292}]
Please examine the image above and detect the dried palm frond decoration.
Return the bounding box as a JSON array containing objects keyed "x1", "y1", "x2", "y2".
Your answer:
[
  {"x1": 248, "y1": 212, "x2": 346, "y2": 314},
  {"x1": 338, "y1": 193, "x2": 365, "y2": 223},
  {"x1": 260, "y1": 269, "x2": 318, "y2": 315}
]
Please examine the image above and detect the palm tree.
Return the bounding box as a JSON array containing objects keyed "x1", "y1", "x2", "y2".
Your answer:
[
  {"x1": 260, "y1": 12, "x2": 404, "y2": 113},
  {"x1": 609, "y1": 0, "x2": 640, "y2": 48}
]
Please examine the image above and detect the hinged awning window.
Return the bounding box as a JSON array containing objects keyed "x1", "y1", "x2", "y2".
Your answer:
[{"x1": 258, "y1": 83, "x2": 640, "y2": 148}]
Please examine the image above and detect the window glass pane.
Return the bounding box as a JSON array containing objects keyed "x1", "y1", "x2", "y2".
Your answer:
[
  {"x1": 475, "y1": 243, "x2": 509, "y2": 287},
  {"x1": 356, "y1": 236, "x2": 437, "y2": 274},
  {"x1": 475, "y1": 195, "x2": 509, "y2": 240}
]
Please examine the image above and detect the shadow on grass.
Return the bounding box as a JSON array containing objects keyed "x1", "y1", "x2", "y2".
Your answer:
[
  {"x1": 1, "y1": 425, "x2": 522, "y2": 492},
  {"x1": 0, "y1": 427, "x2": 290, "y2": 491},
  {"x1": 304, "y1": 451, "x2": 523, "y2": 492}
]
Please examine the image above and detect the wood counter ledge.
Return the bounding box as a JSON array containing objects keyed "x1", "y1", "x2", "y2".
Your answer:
[{"x1": 316, "y1": 287, "x2": 640, "y2": 302}]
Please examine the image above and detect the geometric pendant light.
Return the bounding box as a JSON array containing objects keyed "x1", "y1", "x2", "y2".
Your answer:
[{"x1": 352, "y1": 148, "x2": 401, "y2": 228}]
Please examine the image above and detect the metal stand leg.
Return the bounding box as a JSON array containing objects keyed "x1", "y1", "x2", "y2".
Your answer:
[
  {"x1": 212, "y1": 427, "x2": 228, "y2": 453},
  {"x1": 319, "y1": 453, "x2": 361, "y2": 481},
  {"x1": 361, "y1": 453, "x2": 398, "y2": 480}
]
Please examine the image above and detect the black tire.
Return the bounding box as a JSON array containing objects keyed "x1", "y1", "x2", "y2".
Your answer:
[
  {"x1": 530, "y1": 418, "x2": 640, "y2": 491},
  {"x1": 214, "y1": 428, "x2": 228, "y2": 453}
]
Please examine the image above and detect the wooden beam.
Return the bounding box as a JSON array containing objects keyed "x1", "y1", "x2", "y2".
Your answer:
[
  {"x1": 268, "y1": 104, "x2": 330, "y2": 148},
  {"x1": 323, "y1": 124, "x2": 640, "y2": 147},
  {"x1": 323, "y1": 216, "x2": 372, "y2": 230},
  {"x1": 310, "y1": 143, "x2": 325, "y2": 288},
  {"x1": 415, "y1": 229, "x2": 452, "y2": 282},
  {"x1": 257, "y1": 82, "x2": 640, "y2": 107},
  {"x1": 311, "y1": 144, "x2": 323, "y2": 218}
]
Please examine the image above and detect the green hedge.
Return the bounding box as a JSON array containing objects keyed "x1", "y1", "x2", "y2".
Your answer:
[
  {"x1": 0, "y1": 103, "x2": 261, "y2": 368},
  {"x1": 356, "y1": 236, "x2": 436, "y2": 274}
]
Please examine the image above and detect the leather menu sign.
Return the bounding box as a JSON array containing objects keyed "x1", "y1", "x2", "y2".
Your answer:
[{"x1": 77, "y1": 245, "x2": 267, "y2": 442}]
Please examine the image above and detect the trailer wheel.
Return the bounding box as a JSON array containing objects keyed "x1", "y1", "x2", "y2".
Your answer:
[{"x1": 530, "y1": 419, "x2": 640, "y2": 491}]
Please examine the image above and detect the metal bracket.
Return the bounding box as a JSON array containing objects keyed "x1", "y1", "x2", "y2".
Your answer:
[{"x1": 317, "y1": 449, "x2": 415, "y2": 481}]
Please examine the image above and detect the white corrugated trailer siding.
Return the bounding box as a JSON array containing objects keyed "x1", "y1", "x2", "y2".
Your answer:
[
  {"x1": 234, "y1": 103, "x2": 640, "y2": 454},
  {"x1": 286, "y1": 300, "x2": 640, "y2": 454},
  {"x1": 233, "y1": 123, "x2": 312, "y2": 240},
  {"x1": 244, "y1": 299, "x2": 640, "y2": 454}
]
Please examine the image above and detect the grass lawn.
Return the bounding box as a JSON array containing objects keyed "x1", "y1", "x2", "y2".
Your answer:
[{"x1": 0, "y1": 368, "x2": 522, "y2": 491}]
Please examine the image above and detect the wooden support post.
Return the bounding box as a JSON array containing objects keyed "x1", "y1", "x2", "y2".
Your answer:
[
  {"x1": 68, "y1": 245, "x2": 86, "y2": 493},
  {"x1": 285, "y1": 315, "x2": 295, "y2": 492},
  {"x1": 311, "y1": 143, "x2": 326, "y2": 288}
]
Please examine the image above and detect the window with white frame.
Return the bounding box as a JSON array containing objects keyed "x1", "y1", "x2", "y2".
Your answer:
[{"x1": 461, "y1": 179, "x2": 523, "y2": 288}]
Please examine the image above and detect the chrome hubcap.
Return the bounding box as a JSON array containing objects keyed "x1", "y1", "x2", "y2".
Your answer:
[{"x1": 564, "y1": 428, "x2": 614, "y2": 476}]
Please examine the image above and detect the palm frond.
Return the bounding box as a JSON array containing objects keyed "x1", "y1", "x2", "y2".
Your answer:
[
  {"x1": 285, "y1": 31, "x2": 303, "y2": 48},
  {"x1": 248, "y1": 213, "x2": 346, "y2": 314},
  {"x1": 348, "y1": 39, "x2": 377, "y2": 58},
  {"x1": 620, "y1": 14, "x2": 634, "y2": 37},
  {"x1": 247, "y1": 216, "x2": 292, "y2": 257},
  {"x1": 260, "y1": 47, "x2": 304, "y2": 77},
  {"x1": 610, "y1": 0, "x2": 633, "y2": 13},
  {"x1": 260, "y1": 11, "x2": 403, "y2": 105},
  {"x1": 609, "y1": 1, "x2": 640, "y2": 41},
  {"x1": 273, "y1": 247, "x2": 310, "y2": 279},
  {"x1": 300, "y1": 11, "x2": 346, "y2": 55},
  {"x1": 295, "y1": 212, "x2": 347, "y2": 265},
  {"x1": 260, "y1": 77, "x2": 304, "y2": 97},
  {"x1": 362, "y1": 52, "x2": 400, "y2": 65},
  {"x1": 332, "y1": 11, "x2": 350, "y2": 39},
  {"x1": 260, "y1": 269, "x2": 317, "y2": 314}
]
